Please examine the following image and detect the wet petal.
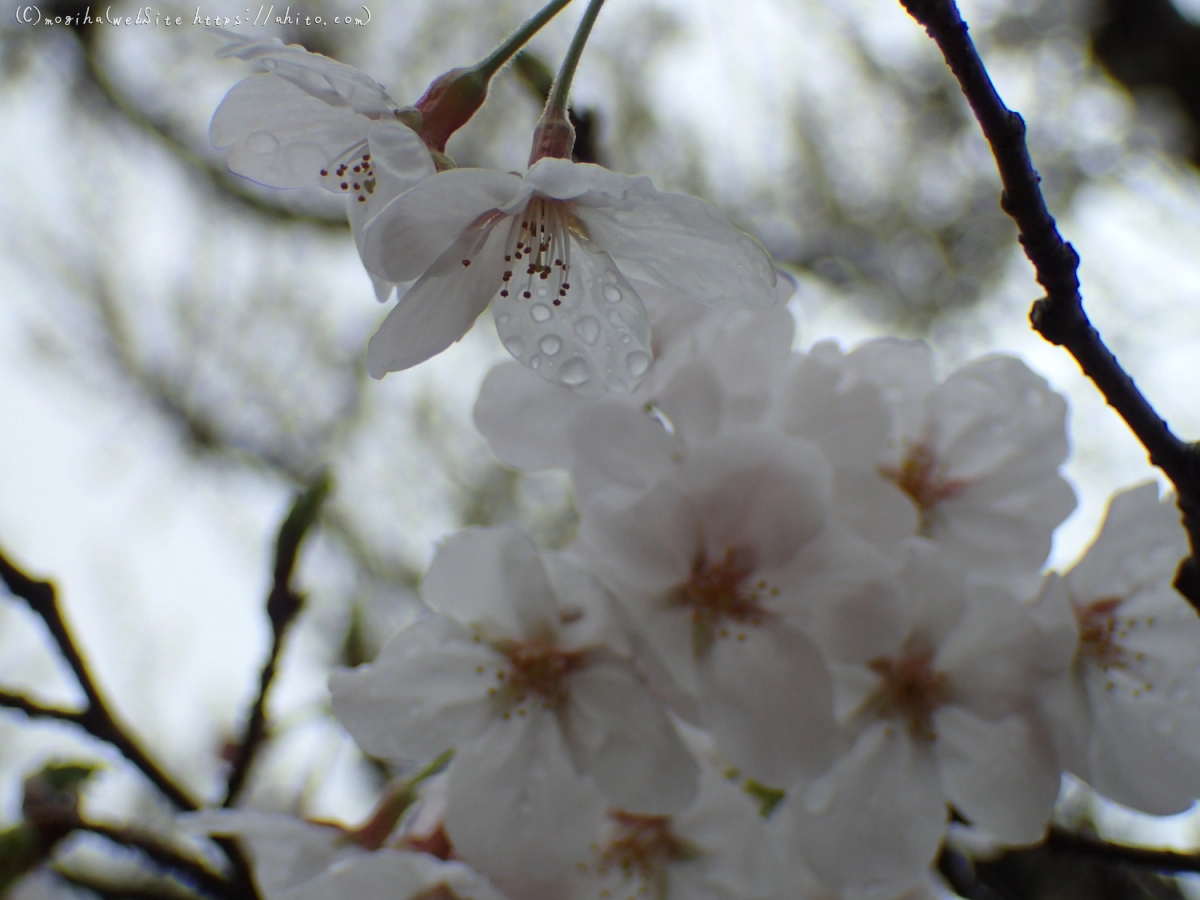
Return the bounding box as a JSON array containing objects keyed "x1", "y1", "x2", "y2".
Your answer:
[{"x1": 494, "y1": 237, "x2": 652, "y2": 396}]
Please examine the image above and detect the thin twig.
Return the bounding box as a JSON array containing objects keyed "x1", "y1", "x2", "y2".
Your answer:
[
  {"x1": 897, "y1": 0, "x2": 1200, "y2": 607},
  {"x1": 0, "y1": 551, "x2": 198, "y2": 811},
  {"x1": 222, "y1": 472, "x2": 332, "y2": 807}
]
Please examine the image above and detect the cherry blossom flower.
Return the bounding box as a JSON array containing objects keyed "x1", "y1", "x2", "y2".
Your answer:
[
  {"x1": 517, "y1": 760, "x2": 785, "y2": 900},
  {"x1": 330, "y1": 527, "x2": 698, "y2": 879},
  {"x1": 782, "y1": 541, "x2": 1072, "y2": 900},
  {"x1": 209, "y1": 29, "x2": 436, "y2": 300},
  {"x1": 359, "y1": 157, "x2": 783, "y2": 393},
  {"x1": 832, "y1": 339, "x2": 1076, "y2": 572},
  {"x1": 579, "y1": 429, "x2": 902, "y2": 787},
  {"x1": 1037, "y1": 482, "x2": 1200, "y2": 814}
]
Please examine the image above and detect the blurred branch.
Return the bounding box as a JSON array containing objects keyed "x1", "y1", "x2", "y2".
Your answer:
[
  {"x1": 74, "y1": 822, "x2": 237, "y2": 900},
  {"x1": 67, "y1": 32, "x2": 347, "y2": 231},
  {"x1": 0, "y1": 549, "x2": 199, "y2": 811},
  {"x1": 54, "y1": 868, "x2": 206, "y2": 900},
  {"x1": 897, "y1": 0, "x2": 1200, "y2": 609},
  {"x1": 1044, "y1": 826, "x2": 1200, "y2": 875},
  {"x1": 222, "y1": 472, "x2": 333, "y2": 807}
]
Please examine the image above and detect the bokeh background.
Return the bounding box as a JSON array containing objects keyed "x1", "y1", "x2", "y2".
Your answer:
[{"x1": 2, "y1": 0, "x2": 1200, "y2": 892}]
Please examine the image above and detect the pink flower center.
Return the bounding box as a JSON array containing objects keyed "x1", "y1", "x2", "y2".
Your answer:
[
  {"x1": 1072, "y1": 596, "x2": 1153, "y2": 694},
  {"x1": 879, "y1": 443, "x2": 968, "y2": 531},
  {"x1": 586, "y1": 811, "x2": 695, "y2": 887},
  {"x1": 485, "y1": 638, "x2": 587, "y2": 713},
  {"x1": 866, "y1": 649, "x2": 948, "y2": 741},
  {"x1": 671, "y1": 547, "x2": 775, "y2": 655}
]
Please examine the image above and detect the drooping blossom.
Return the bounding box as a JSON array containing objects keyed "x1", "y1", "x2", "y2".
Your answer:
[
  {"x1": 359, "y1": 157, "x2": 783, "y2": 393},
  {"x1": 209, "y1": 29, "x2": 437, "y2": 300},
  {"x1": 330, "y1": 527, "x2": 698, "y2": 879},
  {"x1": 830, "y1": 339, "x2": 1076, "y2": 572},
  {"x1": 579, "y1": 429, "x2": 902, "y2": 787},
  {"x1": 782, "y1": 541, "x2": 1073, "y2": 900},
  {"x1": 1037, "y1": 482, "x2": 1200, "y2": 814}
]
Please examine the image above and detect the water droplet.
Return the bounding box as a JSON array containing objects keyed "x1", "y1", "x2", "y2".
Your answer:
[
  {"x1": 504, "y1": 338, "x2": 525, "y2": 357},
  {"x1": 603, "y1": 285, "x2": 623, "y2": 303},
  {"x1": 496, "y1": 314, "x2": 510, "y2": 326},
  {"x1": 531, "y1": 304, "x2": 552, "y2": 322},
  {"x1": 560, "y1": 358, "x2": 591, "y2": 387},
  {"x1": 575, "y1": 316, "x2": 601, "y2": 345},
  {"x1": 626, "y1": 351, "x2": 650, "y2": 376},
  {"x1": 537, "y1": 287, "x2": 548, "y2": 297},
  {"x1": 539, "y1": 335, "x2": 562, "y2": 356},
  {"x1": 262, "y1": 59, "x2": 277, "y2": 71},
  {"x1": 246, "y1": 131, "x2": 280, "y2": 154},
  {"x1": 530, "y1": 354, "x2": 541, "y2": 370},
  {"x1": 621, "y1": 334, "x2": 631, "y2": 344}
]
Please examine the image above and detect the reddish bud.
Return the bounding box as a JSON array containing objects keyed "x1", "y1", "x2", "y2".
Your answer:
[{"x1": 414, "y1": 66, "x2": 490, "y2": 153}]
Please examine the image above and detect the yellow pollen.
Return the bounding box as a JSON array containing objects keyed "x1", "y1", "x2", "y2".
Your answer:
[
  {"x1": 670, "y1": 547, "x2": 772, "y2": 657},
  {"x1": 595, "y1": 812, "x2": 695, "y2": 889}
]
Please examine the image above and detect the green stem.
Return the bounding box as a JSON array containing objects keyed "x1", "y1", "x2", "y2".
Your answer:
[
  {"x1": 546, "y1": 0, "x2": 607, "y2": 114},
  {"x1": 477, "y1": 0, "x2": 577, "y2": 80}
]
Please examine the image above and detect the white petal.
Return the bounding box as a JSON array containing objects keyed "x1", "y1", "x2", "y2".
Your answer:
[
  {"x1": 698, "y1": 623, "x2": 834, "y2": 785},
  {"x1": 574, "y1": 195, "x2": 779, "y2": 311},
  {"x1": 681, "y1": 432, "x2": 833, "y2": 569},
  {"x1": 446, "y1": 711, "x2": 605, "y2": 879},
  {"x1": 363, "y1": 169, "x2": 522, "y2": 282},
  {"x1": 521, "y1": 158, "x2": 656, "y2": 209},
  {"x1": 473, "y1": 362, "x2": 581, "y2": 470},
  {"x1": 788, "y1": 722, "x2": 946, "y2": 900},
  {"x1": 561, "y1": 657, "x2": 699, "y2": 814},
  {"x1": 423, "y1": 527, "x2": 559, "y2": 640},
  {"x1": 366, "y1": 216, "x2": 505, "y2": 377},
  {"x1": 329, "y1": 616, "x2": 499, "y2": 762},
  {"x1": 212, "y1": 28, "x2": 399, "y2": 118},
  {"x1": 211, "y1": 75, "x2": 369, "y2": 189},
  {"x1": 934, "y1": 707, "x2": 1060, "y2": 844},
  {"x1": 281, "y1": 851, "x2": 507, "y2": 900},
  {"x1": 493, "y1": 237, "x2": 652, "y2": 396},
  {"x1": 567, "y1": 402, "x2": 675, "y2": 503}
]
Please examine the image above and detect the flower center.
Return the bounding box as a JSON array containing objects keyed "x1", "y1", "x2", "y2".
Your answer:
[
  {"x1": 484, "y1": 638, "x2": 587, "y2": 714},
  {"x1": 318, "y1": 143, "x2": 376, "y2": 204},
  {"x1": 865, "y1": 649, "x2": 948, "y2": 741},
  {"x1": 1073, "y1": 596, "x2": 1153, "y2": 694},
  {"x1": 583, "y1": 811, "x2": 697, "y2": 895},
  {"x1": 670, "y1": 547, "x2": 775, "y2": 657},
  {"x1": 879, "y1": 443, "x2": 967, "y2": 533},
  {"x1": 496, "y1": 196, "x2": 576, "y2": 307}
]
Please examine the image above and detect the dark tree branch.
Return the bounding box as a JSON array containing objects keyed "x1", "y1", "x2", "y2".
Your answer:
[
  {"x1": 897, "y1": 0, "x2": 1200, "y2": 608},
  {"x1": 1044, "y1": 826, "x2": 1200, "y2": 875},
  {"x1": 0, "y1": 551, "x2": 198, "y2": 811},
  {"x1": 222, "y1": 472, "x2": 332, "y2": 808}
]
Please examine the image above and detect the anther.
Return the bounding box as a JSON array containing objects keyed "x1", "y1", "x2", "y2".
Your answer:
[
  {"x1": 461, "y1": 260, "x2": 471, "y2": 267},
  {"x1": 523, "y1": 291, "x2": 532, "y2": 299}
]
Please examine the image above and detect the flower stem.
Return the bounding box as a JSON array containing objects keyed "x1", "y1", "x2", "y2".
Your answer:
[
  {"x1": 546, "y1": 0, "x2": 607, "y2": 116},
  {"x1": 528, "y1": 0, "x2": 607, "y2": 163},
  {"x1": 476, "y1": 0, "x2": 577, "y2": 81}
]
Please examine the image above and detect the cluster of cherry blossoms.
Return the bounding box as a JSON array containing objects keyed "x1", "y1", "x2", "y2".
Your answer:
[{"x1": 197, "y1": 11, "x2": 1200, "y2": 900}]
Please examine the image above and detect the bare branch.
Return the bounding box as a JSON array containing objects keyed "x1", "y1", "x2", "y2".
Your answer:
[{"x1": 897, "y1": 0, "x2": 1200, "y2": 608}]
